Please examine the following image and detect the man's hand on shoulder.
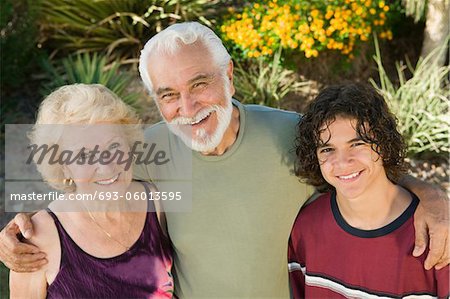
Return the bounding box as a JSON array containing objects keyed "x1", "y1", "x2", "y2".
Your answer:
[
  {"x1": 413, "y1": 193, "x2": 449, "y2": 270},
  {"x1": 0, "y1": 213, "x2": 47, "y2": 272},
  {"x1": 400, "y1": 175, "x2": 450, "y2": 270}
]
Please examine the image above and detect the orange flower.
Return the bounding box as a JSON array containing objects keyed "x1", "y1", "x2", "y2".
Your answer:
[{"x1": 325, "y1": 10, "x2": 334, "y2": 19}]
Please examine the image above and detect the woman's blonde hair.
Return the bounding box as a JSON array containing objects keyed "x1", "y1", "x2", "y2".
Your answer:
[{"x1": 29, "y1": 83, "x2": 142, "y2": 192}]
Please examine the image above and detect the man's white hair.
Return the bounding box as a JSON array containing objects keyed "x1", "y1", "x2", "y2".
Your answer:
[{"x1": 138, "y1": 22, "x2": 231, "y2": 96}]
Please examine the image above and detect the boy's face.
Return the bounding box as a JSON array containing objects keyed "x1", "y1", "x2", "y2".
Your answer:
[{"x1": 316, "y1": 116, "x2": 387, "y2": 200}]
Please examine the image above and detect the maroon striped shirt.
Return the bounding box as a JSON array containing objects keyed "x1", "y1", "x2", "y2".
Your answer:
[{"x1": 288, "y1": 192, "x2": 449, "y2": 298}]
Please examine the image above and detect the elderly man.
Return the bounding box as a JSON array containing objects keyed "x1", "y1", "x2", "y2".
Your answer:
[{"x1": 1, "y1": 22, "x2": 449, "y2": 298}]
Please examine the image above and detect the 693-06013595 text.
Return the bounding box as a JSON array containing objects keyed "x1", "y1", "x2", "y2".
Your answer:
[{"x1": 9, "y1": 191, "x2": 183, "y2": 201}]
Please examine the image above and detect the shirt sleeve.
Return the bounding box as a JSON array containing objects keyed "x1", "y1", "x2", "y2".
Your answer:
[
  {"x1": 132, "y1": 130, "x2": 155, "y2": 181},
  {"x1": 133, "y1": 159, "x2": 152, "y2": 181},
  {"x1": 288, "y1": 236, "x2": 306, "y2": 299}
]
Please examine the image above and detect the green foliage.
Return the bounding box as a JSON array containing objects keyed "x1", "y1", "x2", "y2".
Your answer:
[
  {"x1": 233, "y1": 49, "x2": 309, "y2": 108},
  {"x1": 401, "y1": 0, "x2": 427, "y2": 22},
  {"x1": 370, "y1": 36, "x2": 450, "y2": 157},
  {"x1": 41, "y1": 53, "x2": 141, "y2": 109},
  {"x1": 37, "y1": 0, "x2": 219, "y2": 65},
  {"x1": 1, "y1": 0, "x2": 41, "y2": 91},
  {"x1": 0, "y1": 262, "x2": 9, "y2": 298}
]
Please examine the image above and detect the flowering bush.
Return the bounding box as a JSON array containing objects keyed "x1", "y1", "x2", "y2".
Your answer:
[{"x1": 221, "y1": 0, "x2": 394, "y2": 59}]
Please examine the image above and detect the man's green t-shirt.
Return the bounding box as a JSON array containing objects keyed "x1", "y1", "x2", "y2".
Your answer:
[{"x1": 134, "y1": 100, "x2": 313, "y2": 298}]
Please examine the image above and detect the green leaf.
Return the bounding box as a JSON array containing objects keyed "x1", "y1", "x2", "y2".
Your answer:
[
  {"x1": 41, "y1": 52, "x2": 141, "y2": 110},
  {"x1": 370, "y1": 35, "x2": 450, "y2": 157}
]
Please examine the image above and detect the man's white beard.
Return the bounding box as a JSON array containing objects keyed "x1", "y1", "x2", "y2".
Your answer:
[{"x1": 164, "y1": 83, "x2": 233, "y2": 153}]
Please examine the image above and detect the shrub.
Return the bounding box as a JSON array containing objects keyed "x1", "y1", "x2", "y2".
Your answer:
[
  {"x1": 370, "y1": 36, "x2": 450, "y2": 157},
  {"x1": 1, "y1": 0, "x2": 41, "y2": 91},
  {"x1": 233, "y1": 49, "x2": 310, "y2": 108},
  {"x1": 402, "y1": 0, "x2": 427, "y2": 22},
  {"x1": 37, "y1": 0, "x2": 219, "y2": 65},
  {"x1": 0, "y1": 263, "x2": 9, "y2": 299},
  {"x1": 221, "y1": 0, "x2": 395, "y2": 59},
  {"x1": 41, "y1": 53, "x2": 141, "y2": 109}
]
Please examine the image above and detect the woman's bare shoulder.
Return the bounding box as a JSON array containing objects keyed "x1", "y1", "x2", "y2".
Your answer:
[
  {"x1": 9, "y1": 210, "x2": 61, "y2": 298},
  {"x1": 29, "y1": 210, "x2": 59, "y2": 252}
]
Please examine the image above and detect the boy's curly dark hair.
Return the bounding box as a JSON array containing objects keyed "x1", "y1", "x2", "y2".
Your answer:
[{"x1": 294, "y1": 83, "x2": 407, "y2": 191}]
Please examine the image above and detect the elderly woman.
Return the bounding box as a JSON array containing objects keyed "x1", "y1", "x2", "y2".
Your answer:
[{"x1": 9, "y1": 84, "x2": 174, "y2": 298}]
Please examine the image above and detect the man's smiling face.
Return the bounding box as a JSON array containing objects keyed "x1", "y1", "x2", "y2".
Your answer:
[{"x1": 147, "y1": 42, "x2": 235, "y2": 153}]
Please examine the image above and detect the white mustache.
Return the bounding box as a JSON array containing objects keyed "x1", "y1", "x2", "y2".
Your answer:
[{"x1": 170, "y1": 106, "x2": 217, "y2": 125}]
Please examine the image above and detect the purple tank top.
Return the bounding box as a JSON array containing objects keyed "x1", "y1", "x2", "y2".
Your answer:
[{"x1": 46, "y1": 182, "x2": 174, "y2": 299}]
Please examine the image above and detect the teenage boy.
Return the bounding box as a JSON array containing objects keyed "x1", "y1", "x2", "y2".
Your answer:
[{"x1": 289, "y1": 83, "x2": 449, "y2": 298}]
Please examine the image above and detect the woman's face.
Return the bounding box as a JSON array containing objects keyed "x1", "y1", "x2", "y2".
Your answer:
[{"x1": 59, "y1": 124, "x2": 133, "y2": 196}]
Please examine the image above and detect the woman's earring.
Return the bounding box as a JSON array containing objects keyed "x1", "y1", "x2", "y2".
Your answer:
[{"x1": 63, "y1": 178, "x2": 74, "y2": 186}]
